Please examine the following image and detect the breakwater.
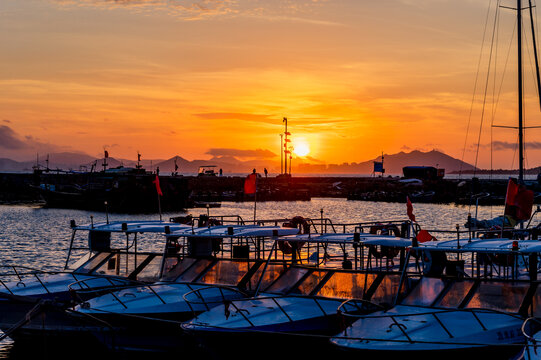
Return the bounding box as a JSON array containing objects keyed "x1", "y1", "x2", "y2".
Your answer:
[{"x1": 1, "y1": 172, "x2": 539, "y2": 210}]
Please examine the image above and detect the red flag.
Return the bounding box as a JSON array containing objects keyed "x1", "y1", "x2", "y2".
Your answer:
[
  {"x1": 505, "y1": 178, "x2": 519, "y2": 206},
  {"x1": 104, "y1": 150, "x2": 109, "y2": 158},
  {"x1": 244, "y1": 173, "x2": 257, "y2": 194},
  {"x1": 505, "y1": 178, "x2": 534, "y2": 221},
  {"x1": 406, "y1": 196, "x2": 416, "y2": 222},
  {"x1": 416, "y1": 229, "x2": 435, "y2": 243},
  {"x1": 153, "y1": 175, "x2": 163, "y2": 196}
]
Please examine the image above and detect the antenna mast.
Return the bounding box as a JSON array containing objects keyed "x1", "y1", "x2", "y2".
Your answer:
[{"x1": 518, "y1": 0, "x2": 524, "y2": 183}]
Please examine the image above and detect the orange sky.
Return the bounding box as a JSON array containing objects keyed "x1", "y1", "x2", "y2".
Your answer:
[{"x1": 2, "y1": 0, "x2": 541, "y2": 169}]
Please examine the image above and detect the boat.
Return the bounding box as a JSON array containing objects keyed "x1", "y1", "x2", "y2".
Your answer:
[
  {"x1": 181, "y1": 233, "x2": 416, "y2": 357},
  {"x1": 35, "y1": 166, "x2": 191, "y2": 213},
  {"x1": 192, "y1": 201, "x2": 222, "y2": 208},
  {"x1": 330, "y1": 236, "x2": 541, "y2": 358},
  {"x1": 517, "y1": 318, "x2": 541, "y2": 360},
  {"x1": 0, "y1": 217, "x2": 202, "y2": 342},
  {"x1": 59, "y1": 219, "x2": 414, "y2": 353},
  {"x1": 197, "y1": 165, "x2": 218, "y2": 177},
  {"x1": 64, "y1": 224, "x2": 301, "y2": 352}
]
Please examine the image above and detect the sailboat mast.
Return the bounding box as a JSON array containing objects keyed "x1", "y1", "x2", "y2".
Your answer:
[{"x1": 518, "y1": 0, "x2": 525, "y2": 183}]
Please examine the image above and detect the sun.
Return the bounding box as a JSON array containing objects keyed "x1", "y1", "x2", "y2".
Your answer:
[{"x1": 294, "y1": 142, "x2": 310, "y2": 157}]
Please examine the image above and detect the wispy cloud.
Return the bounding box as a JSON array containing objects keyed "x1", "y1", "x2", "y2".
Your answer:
[
  {"x1": 194, "y1": 112, "x2": 274, "y2": 122},
  {"x1": 206, "y1": 148, "x2": 276, "y2": 158},
  {"x1": 52, "y1": 0, "x2": 335, "y2": 22},
  {"x1": 486, "y1": 141, "x2": 541, "y2": 150},
  {"x1": 54, "y1": 0, "x2": 238, "y2": 20}
]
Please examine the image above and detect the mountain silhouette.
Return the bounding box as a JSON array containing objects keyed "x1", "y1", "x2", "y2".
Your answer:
[{"x1": 0, "y1": 149, "x2": 483, "y2": 175}]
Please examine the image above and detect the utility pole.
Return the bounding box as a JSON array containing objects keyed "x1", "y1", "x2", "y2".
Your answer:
[
  {"x1": 289, "y1": 152, "x2": 292, "y2": 175},
  {"x1": 283, "y1": 117, "x2": 291, "y2": 175},
  {"x1": 280, "y1": 133, "x2": 283, "y2": 174},
  {"x1": 283, "y1": 117, "x2": 289, "y2": 175}
]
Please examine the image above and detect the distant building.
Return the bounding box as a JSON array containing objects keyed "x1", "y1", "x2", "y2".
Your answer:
[{"x1": 402, "y1": 166, "x2": 445, "y2": 180}]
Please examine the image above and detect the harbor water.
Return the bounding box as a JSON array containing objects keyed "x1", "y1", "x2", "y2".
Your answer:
[{"x1": 0, "y1": 198, "x2": 513, "y2": 359}]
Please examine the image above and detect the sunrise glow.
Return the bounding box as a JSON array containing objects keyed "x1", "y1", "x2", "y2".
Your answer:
[
  {"x1": 294, "y1": 142, "x2": 310, "y2": 157},
  {"x1": 1, "y1": 0, "x2": 540, "y2": 171}
]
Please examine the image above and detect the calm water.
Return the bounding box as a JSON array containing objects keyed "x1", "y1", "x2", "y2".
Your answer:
[{"x1": 0, "y1": 198, "x2": 515, "y2": 358}]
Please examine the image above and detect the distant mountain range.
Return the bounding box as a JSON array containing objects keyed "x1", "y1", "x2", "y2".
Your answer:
[
  {"x1": 296, "y1": 150, "x2": 479, "y2": 175},
  {"x1": 0, "y1": 149, "x2": 484, "y2": 175}
]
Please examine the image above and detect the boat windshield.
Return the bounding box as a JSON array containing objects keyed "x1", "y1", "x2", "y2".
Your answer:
[
  {"x1": 288, "y1": 270, "x2": 328, "y2": 295},
  {"x1": 136, "y1": 255, "x2": 163, "y2": 282},
  {"x1": 370, "y1": 274, "x2": 405, "y2": 306},
  {"x1": 176, "y1": 258, "x2": 214, "y2": 282},
  {"x1": 161, "y1": 257, "x2": 198, "y2": 281},
  {"x1": 401, "y1": 277, "x2": 446, "y2": 306},
  {"x1": 199, "y1": 260, "x2": 253, "y2": 286},
  {"x1": 247, "y1": 263, "x2": 287, "y2": 291},
  {"x1": 433, "y1": 280, "x2": 475, "y2": 308},
  {"x1": 266, "y1": 267, "x2": 310, "y2": 294},
  {"x1": 316, "y1": 272, "x2": 378, "y2": 299},
  {"x1": 91, "y1": 253, "x2": 150, "y2": 278},
  {"x1": 74, "y1": 252, "x2": 112, "y2": 274},
  {"x1": 465, "y1": 281, "x2": 529, "y2": 313}
]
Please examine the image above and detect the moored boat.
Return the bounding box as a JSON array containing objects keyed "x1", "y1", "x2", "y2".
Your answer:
[{"x1": 330, "y1": 237, "x2": 541, "y2": 358}]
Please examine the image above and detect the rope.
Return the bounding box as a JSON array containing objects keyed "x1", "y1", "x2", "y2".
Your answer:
[
  {"x1": 0, "y1": 300, "x2": 46, "y2": 342},
  {"x1": 473, "y1": 0, "x2": 502, "y2": 181},
  {"x1": 460, "y1": 0, "x2": 496, "y2": 180}
]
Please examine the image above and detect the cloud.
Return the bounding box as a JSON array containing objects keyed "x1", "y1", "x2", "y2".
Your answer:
[
  {"x1": 486, "y1": 141, "x2": 541, "y2": 150},
  {"x1": 206, "y1": 148, "x2": 276, "y2": 158},
  {"x1": 0, "y1": 125, "x2": 70, "y2": 160},
  {"x1": 53, "y1": 0, "x2": 237, "y2": 20},
  {"x1": 0, "y1": 126, "x2": 27, "y2": 149},
  {"x1": 52, "y1": 0, "x2": 333, "y2": 22},
  {"x1": 2, "y1": 119, "x2": 11, "y2": 124},
  {"x1": 194, "y1": 112, "x2": 274, "y2": 122},
  {"x1": 304, "y1": 155, "x2": 324, "y2": 163}
]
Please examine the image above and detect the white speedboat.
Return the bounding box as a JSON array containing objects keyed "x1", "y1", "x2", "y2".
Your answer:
[
  {"x1": 66, "y1": 221, "x2": 416, "y2": 353},
  {"x1": 180, "y1": 234, "x2": 414, "y2": 357},
  {"x1": 0, "y1": 218, "x2": 195, "y2": 342},
  {"x1": 29, "y1": 224, "x2": 301, "y2": 352},
  {"x1": 330, "y1": 238, "x2": 541, "y2": 358}
]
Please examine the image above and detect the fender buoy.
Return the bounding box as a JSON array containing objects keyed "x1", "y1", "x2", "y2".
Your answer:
[
  {"x1": 166, "y1": 240, "x2": 182, "y2": 255},
  {"x1": 370, "y1": 224, "x2": 400, "y2": 237},
  {"x1": 369, "y1": 245, "x2": 400, "y2": 259},
  {"x1": 423, "y1": 250, "x2": 447, "y2": 277},
  {"x1": 369, "y1": 224, "x2": 384, "y2": 234}
]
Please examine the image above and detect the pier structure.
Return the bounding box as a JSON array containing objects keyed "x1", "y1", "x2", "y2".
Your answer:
[{"x1": 1, "y1": 171, "x2": 540, "y2": 210}]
